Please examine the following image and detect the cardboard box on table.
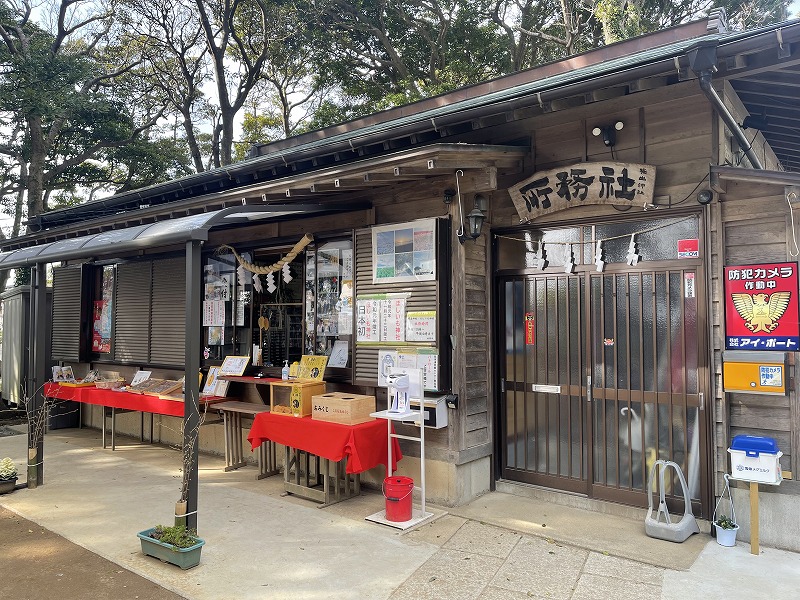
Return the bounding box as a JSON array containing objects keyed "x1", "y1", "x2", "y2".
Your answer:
[
  {"x1": 312, "y1": 392, "x2": 376, "y2": 425},
  {"x1": 269, "y1": 355, "x2": 329, "y2": 417}
]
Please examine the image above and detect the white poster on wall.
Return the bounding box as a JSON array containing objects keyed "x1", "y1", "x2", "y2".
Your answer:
[
  {"x1": 406, "y1": 311, "x2": 436, "y2": 342},
  {"x1": 202, "y1": 300, "x2": 226, "y2": 326},
  {"x1": 356, "y1": 298, "x2": 381, "y2": 342},
  {"x1": 381, "y1": 297, "x2": 406, "y2": 342},
  {"x1": 378, "y1": 349, "x2": 398, "y2": 387}
]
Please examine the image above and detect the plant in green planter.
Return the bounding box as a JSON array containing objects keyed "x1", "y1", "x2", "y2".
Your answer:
[
  {"x1": 0, "y1": 457, "x2": 18, "y2": 494},
  {"x1": 138, "y1": 524, "x2": 205, "y2": 570}
]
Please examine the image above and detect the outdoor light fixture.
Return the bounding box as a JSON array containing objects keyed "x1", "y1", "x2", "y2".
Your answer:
[
  {"x1": 459, "y1": 196, "x2": 487, "y2": 244},
  {"x1": 443, "y1": 188, "x2": 455, "y2": 204},
  {"x1": 592, "y1": 121, "x2": 624, "y2": 147}
]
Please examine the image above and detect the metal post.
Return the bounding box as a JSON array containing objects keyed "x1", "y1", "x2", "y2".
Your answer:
[
  {"x1": 183, "y1": 240, "x2": 202, "y2": 530},
  {"x1": 26, "y1": 263, "x2": 48, "y2": 487}
]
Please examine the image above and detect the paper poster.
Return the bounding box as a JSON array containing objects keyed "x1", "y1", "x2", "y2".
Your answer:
[
  {"x1": 204, "y1": 274, "x2": 231, "y2": 301},
  {"x1": 202, "y1": 367, "x2": 221, "y2": 395},
  {"x1": 417, "y1": 349, "x2": 439, "y2": 391},
  {"x1": 356, "y1": 298, "x2": 381, "y2": 342},
  {"x1": 328, "y1": 340, "x2": 349, "y2": 368},
  {"x1": 92, "y1": 300, "x2": 112, "y2": 353},
  {"x1": 208, "y1": 326, "x2": 224, "y2": 345},
  {"x1": 372, "y1": 219, "x2": 436, "y2": 283},
  {"x1": 130, "y1": 371, "x2": 152, "y2": 386},
  {"x1": 203, "y1": 300, "x2": 226, "y2": 326},
  {"x1": 298, "y1": 355, "x2": 328, "y2": 380},
  {"x1": 341, "y1": 249, "x2": 353, "y2": 281},
  {"x1": 406, "y1": 311, "x2": 436, "y2": 342},
  {"x1": 378, "y1": 350, "x2": 397, "y2": 387},
  {"x1": 381, "y1": 297, "x2": 406, "y2": 342}
]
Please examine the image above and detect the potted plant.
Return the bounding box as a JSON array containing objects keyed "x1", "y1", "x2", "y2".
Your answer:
[
  {"x1": 713, "y1": 474, "x2": 738, "y2": 547},
  {"x1": 137, "y1": 524, "x2": 205, "y2": 569},
  {"x1": 0, "y1": 457, "x2": 18, "y2": 494},
  {"x1": 713, "y1": 514, "x2": 739, "y2": 547},
  {"x1": 138, "y1": 396, "x2": 205, "y2": 569}
]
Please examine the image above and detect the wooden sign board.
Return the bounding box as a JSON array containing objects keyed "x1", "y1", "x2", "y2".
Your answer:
[{"x1": 509, "y1": 162, "x2": 656, "y2": 221}]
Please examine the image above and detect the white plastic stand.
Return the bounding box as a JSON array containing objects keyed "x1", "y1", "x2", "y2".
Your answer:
[{"x1": 366, "y1": 369, "x2": 434, "y2": 530}]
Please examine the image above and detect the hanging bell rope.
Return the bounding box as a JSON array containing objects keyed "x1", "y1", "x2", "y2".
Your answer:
[{"x1": 216, "y1": 233, "x2": 313, "y2": 275}]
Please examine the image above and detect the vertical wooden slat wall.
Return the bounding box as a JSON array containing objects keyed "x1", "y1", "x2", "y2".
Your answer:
[
  {"x1": 712, "y1": 182, "x2": 795, "y2": 486},
  {"x1": 51, "y1": 266, "x2": 84, "y2": 362}
]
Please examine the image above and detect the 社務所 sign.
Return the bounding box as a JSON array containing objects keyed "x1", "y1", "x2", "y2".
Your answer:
[{"x1": 509, "y1": 162, "x2": 656, "y2": 221}]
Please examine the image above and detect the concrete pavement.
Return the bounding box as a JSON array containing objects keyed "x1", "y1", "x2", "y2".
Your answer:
[{"x1": 1, "y1": 425, "x2": 798, "y2": 599}]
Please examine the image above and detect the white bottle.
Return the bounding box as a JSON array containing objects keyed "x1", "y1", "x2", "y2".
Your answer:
[{"x1": 281, "y1": 360, "x2": 290, "y2": 381}]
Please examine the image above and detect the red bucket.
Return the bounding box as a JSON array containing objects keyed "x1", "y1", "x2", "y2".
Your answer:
[{"x1": 383, "y1": 476, "x2": 414, "y2": 522}]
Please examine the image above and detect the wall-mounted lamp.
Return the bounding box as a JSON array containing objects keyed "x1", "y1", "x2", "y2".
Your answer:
[
  {"x1": 443, "y1": 188, "x2": 455, "y2": 204},
  {"x1": 592, "y1": 121, "x2": 624, "y2": 147},
  {"x1": 459, "y1": 195, "x2": 487, "y2": 244}
]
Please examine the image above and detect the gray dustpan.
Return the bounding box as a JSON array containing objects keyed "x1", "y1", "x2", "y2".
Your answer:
[{"x1": 644, "y1": 459, "x2": 700, "y2": 543}]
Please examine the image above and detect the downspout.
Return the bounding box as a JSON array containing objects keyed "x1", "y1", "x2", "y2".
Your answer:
[{"x1": 688, "y1": 40, "x2": 764, "y2": 170}]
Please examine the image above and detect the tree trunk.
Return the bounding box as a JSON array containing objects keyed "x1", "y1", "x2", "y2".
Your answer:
[{"x1": 26, "y1": 115, "x2": 46, "y2": 232}]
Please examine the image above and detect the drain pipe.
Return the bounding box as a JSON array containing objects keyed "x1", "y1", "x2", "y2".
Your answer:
[{"x1": 688, "y1": 40, "x2": 763, "y2": 169}]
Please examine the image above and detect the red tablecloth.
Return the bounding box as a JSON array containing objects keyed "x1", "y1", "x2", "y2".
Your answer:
[
  {"x1": 248, "y1": 413, "x2": 402, "y2": 475},
  {"x1": 44, "y1": 383, "x2": 222, "y2": 418}
]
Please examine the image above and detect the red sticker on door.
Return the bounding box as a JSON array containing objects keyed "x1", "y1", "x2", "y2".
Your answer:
[
  {"x1": 525, "y1": 313, "x2": 535, "y2": 345},
  {"x1": 677, "y1": 239, "x2": 699, "y2": 258}
]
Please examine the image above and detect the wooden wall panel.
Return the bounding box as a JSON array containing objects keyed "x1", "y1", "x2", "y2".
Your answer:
[{"x1": 712, "y1": 182, "x2": 798, "y2": 490}]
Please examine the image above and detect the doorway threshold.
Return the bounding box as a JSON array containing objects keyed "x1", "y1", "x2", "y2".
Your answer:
[{"x1": 496, "y1": 479, "x2": 650, "y2": 522}]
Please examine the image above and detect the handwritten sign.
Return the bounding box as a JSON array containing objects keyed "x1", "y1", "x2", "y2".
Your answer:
[{"x1": 510, "y1": 162, "x2": 656, "y2": 221}]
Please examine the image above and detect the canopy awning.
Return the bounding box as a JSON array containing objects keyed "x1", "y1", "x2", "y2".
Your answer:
[{"x1": 0, "y1": 203, "x2": 363, "y2": 269}]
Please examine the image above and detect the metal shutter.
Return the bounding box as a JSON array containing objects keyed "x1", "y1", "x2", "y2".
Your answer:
[
  {"x1": 114, "y1": 262, "x2": 152, "y2": 363},
  {"x1": 51, "y1": 267, "x2": 84, "y2": 361},
  {"x1": 149, "y1": 257, "x2": 186, "y2": 366}
]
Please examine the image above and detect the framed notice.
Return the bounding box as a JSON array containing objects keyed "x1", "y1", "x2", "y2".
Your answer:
[
  {"x1": 219, "y1": 355, "x2": 250, "y2": 376},
  {"x1": 372, "y1": 219, "x2": 436, "y2": 283},
  {"x1": 724, "y1": 262, "x2": 800, "y2": 350}
]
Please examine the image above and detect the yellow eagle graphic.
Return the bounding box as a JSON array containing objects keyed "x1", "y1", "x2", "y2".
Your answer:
[{"x1": 731, "y1": 291, "x2": 792, "y2": 333}]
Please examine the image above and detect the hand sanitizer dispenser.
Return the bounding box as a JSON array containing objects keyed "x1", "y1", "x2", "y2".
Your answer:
[
  {"x1": 385, "y1": 367, "x2": 422, "y2": 414},
  {"x1": 386, "y1": 373, "x2": 410, "y2": 413},
  {"x1": 281, "y1": 360, "x2": 290, "y2": 380}
]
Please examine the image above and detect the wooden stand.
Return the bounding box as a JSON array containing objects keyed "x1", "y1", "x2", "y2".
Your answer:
[{"x1": 750, "y1": 482, "x2": 759, "y2": 555}]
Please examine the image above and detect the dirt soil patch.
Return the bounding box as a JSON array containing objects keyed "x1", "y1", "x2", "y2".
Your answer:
[{"x1": 0, "y1": 506, "x2": 186, "y2": 600}]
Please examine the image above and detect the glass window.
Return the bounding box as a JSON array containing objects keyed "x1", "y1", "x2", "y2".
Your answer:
[{"x1": 312, "y1": 239, "x2": 353, "y2": 367}]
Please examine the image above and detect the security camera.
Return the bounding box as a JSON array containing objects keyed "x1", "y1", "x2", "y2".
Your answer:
[{"x1": 697, "y1": 189, "x2": 713, "y2": 205}]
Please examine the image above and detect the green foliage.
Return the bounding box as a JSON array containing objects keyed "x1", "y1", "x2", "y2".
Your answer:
[
  {"x1": 13, "y1": 268, "x2": 31, "y2": 287},
  {"x1": 0, "y1": 457, "x2": 17, "y2": 481},
  {"x1": 150, "y1": 524, "x2": 200, "y2": 549},
  {"x1": 715, "y1": 514, "x2": 737, "y2": 530}
]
